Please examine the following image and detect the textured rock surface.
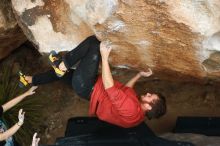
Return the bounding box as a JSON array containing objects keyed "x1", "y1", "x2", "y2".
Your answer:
[
  {"x1": 11, "y1": 0, "x2": 220, "y2": 80},
  {"x1": 0, "y1": 0, "x2": 26, "y2": 60},
  {"x1": 161, "y1": 133, "x2": 220, "y2": 146}
]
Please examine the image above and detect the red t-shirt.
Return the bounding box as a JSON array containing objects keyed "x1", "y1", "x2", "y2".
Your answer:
[{"x1": 89, "y1": 76, "x2": 145, "y2": 128}]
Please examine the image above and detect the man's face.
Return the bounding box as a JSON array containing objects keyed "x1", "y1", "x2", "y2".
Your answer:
[{"x1": 140, "y1": 93, "x2": 159, "y2": 110}]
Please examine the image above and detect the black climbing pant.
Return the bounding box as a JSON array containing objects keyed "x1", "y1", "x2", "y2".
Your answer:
[{"x1": 32, "y1": 35, "x2": 101, "y2": 99}]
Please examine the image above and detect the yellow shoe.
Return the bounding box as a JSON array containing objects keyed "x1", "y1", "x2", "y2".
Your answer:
[
  {"x1": 49, "y1": 50, "x2": 65, "y2": 77},
  {"x1": 52, "y1": 65, "x2": 65, "y2": 77},
  {"x1": 18, "y1": 71, "x2": 28, "y2": 88}
]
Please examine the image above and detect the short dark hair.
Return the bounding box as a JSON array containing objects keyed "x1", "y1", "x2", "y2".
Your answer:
[{"x1": 146, "y1": 93, "x2": 167, "y2": 120}]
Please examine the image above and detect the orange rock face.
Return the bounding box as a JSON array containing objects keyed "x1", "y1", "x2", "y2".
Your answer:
[
  {"x1": 11, "y1": 0, "x2": 220, "y2": 80},
  {"x1": 0, "y1": 0, "x2": 26, "y2": 60}
]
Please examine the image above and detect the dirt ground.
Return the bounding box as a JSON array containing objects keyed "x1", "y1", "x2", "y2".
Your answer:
[{"x1": 1, "y1": 44, "x2": 220, "y2": 145}]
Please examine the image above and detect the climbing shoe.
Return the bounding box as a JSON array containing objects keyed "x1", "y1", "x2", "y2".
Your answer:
[
  {"x1": 18, "y1": 71, "x2": 29, "y2": 88},
  {"x1": 49, "y1": 50, "x2": 65, "y2": 77}
]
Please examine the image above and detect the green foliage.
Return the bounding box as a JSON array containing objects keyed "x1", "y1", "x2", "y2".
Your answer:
[{"x1": 0, "y1": 67, "x2": 43, "y2": 145}]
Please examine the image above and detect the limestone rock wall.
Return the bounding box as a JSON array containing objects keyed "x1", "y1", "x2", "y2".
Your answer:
[
  {"x1": 10, "y1": 0, "x2": 220, "y2": 80},
  {"x1": 0, "y1": 0, "x2": 26, "y2": 60}
]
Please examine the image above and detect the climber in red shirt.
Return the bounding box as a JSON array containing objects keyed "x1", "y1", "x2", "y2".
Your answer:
[{"x1": 20, "y1": 35, "x2": 166, "y2": 128}]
